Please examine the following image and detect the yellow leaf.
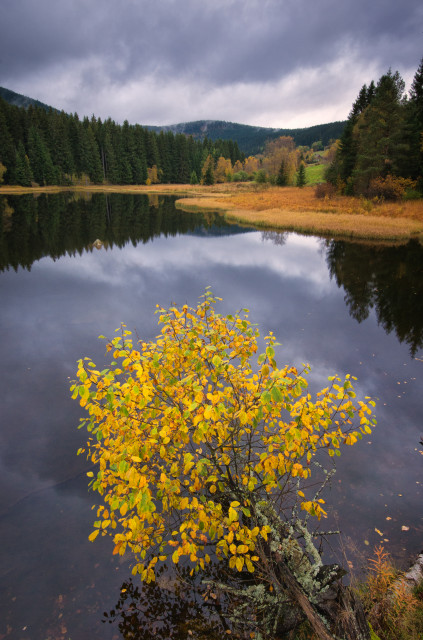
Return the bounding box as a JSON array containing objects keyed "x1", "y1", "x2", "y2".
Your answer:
[
  {"x1": 172, "y1": 549, "x2": 180, "y2": 564},
  {"x1": 88, "y1": 530, "x2": 99, "y2": 542},
  {"x1": 228, "y1": 507, "x2": 238, "y2": 523}
]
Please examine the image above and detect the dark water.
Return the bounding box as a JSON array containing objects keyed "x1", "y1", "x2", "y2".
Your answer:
[{"x1": 0, "y1": 192, "x2": 422, "y2": 639}]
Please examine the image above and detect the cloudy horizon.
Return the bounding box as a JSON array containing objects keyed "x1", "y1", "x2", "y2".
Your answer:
[{"x1": 1, "y1": 0, "x2": 422, "y2": 128}]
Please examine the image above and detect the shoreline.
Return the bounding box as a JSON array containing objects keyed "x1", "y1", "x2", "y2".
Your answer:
[{"x1": 1, "y1": 183, "x2": 422, "y2": 244}]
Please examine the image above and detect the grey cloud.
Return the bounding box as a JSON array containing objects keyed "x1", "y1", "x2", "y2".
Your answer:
[{"x1": 1, "y1": 0, "x2": 422, "y2": 125}]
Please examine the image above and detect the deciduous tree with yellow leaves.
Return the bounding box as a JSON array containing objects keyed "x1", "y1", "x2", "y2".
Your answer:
[{"x1": 72, "y1": 290, "x2": 375, "y2": 639}]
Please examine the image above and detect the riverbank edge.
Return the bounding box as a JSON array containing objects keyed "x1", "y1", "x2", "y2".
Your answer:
[
  {"x1": 174, "y1": 195, "x2": 423, "y2": 244},
  {"x1": 1, "y1": 183, "x2": 422, "y2": 244}
]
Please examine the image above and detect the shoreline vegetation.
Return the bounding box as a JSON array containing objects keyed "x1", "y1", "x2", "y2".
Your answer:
[{"x1": 2, "y1": 182, "x2": 423, "y2": 244}]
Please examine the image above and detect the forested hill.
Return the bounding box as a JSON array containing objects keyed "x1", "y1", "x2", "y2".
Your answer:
[
  {"x1": 0, "y1": 86, "x2": 55, "y2": 113},
  {"x1": 147, "y1": 120, "x2": 346, "y2": 155},
  {"x1": 0, "y1": 86, "x2": 345, "y2": 155},
  {"x1": 0, "y1": 94, "x2": 245, "y2": 186}
]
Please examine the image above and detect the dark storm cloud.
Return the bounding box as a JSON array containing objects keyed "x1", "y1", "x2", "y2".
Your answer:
[{"x1": 1, "y1": 0, "x2": 422, "y2": 125}]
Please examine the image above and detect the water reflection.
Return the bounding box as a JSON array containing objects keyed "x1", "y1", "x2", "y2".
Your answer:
[
  {"x1": 259, "y1": 231, "x2": 423, "y2": 357},
  {"x1": 325, "y1": 239, "x2": 423, "y2": 356},
  {"x1": 0, "y1": 193, "x2": 251, "y2": 272},
  {"x1": 0, "y1": 193, "x2": 422, "y2": 639},
  {"x1": 104, "y1": 567, "x2": 229, "y2": 640}
]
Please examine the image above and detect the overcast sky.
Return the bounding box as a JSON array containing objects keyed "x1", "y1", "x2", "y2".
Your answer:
[{"x1": 1, "y1": 0, "x2": 422, "y2": 128}]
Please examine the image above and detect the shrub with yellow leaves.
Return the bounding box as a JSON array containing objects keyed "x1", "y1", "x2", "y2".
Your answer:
[{"x1": 72, "y1": 289, "x2": 376, "y2": 639}]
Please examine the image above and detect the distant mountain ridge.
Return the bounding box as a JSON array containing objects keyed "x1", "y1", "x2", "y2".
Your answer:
[
  {"x1": 147, "y1": 119, "x2": 346, "y2": 154},
  {"x1": 0, "y1": 86, "x2": 57, "y2": 112},
  {"x1": 0, "y1": 86, "x2": 346, "y2": 155}
]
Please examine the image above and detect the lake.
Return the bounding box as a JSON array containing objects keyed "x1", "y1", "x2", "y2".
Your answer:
[{"x1": 0, "y1": 192, "x2": 422, "y2": 639}]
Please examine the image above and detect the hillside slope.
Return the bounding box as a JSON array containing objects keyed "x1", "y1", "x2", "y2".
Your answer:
[
  {"x1": 147, "y1": 119, "x2": 346, "y2": 154},
  {"x1": 0, "y1": 86, "x2": 345, "y2": 155}
]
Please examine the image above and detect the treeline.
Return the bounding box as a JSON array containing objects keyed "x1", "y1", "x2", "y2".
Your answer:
[
  {"x1": 149, "y1": 119, "x2": 346, "y2": 155},
  {"x1": 0, "y1": 98, "x2": 244, "y2": 187},
  {"x1": 326, "y1": 59, "x2": 423, "y2": 197},
  {"x1": 0, "y1": 193, "x2": 233, "y2": 271}
]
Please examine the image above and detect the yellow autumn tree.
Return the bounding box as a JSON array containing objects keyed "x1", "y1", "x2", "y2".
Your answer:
[
  {"x1": 214, "y1": 156, "x2": 233, "y2": 183},
  {"x1": 72, "y1": 291, "x2": 375, "y2": 638},
  {"x1": 244, "y1": 155, "x2": 260, "y2": 175},
  {"x1": 146, "y1": 165, "x2": 159, "y2": 185},
  {"x1": 261, "y1": 136, "x2": 298, "y2": 182}
]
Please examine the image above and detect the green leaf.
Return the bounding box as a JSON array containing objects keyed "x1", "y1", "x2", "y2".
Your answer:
[
  {"x1": 271, "y1": 386, "x2": 282, "y2": 402},
  {"x1": 266, "y1": 346, "x2": 275, "y2": 359}
]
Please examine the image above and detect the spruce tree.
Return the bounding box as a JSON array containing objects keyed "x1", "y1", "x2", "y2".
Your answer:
[
  {"x1": 28, "y1": 126, "x2": 56, "y2": 185},
  {"x1": 408, "y1": 58, "x2": 423, "y2": 187},
  {"x1": 202, "y1": 155, "x2": 215, "y2": 185},
  {"x1": 15, "y1": 141, "x2": 33, "y2": 186},
  {"x1": 354, "y1": 70, "x2": 407, "y2": 193},
  {"x1": 296, "y1": 161, "x2": 306, "y2": 187},
  {"x1": 0, "y1": 107, "x2": 17, "y2": 183},
  {"x1": 276, "y1": 159, "x2": 288, "y2": 186}
]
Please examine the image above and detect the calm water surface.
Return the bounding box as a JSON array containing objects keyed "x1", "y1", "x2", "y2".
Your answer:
[{"x1": 0, "y1": 193, "x2": 422, "y2": 639}]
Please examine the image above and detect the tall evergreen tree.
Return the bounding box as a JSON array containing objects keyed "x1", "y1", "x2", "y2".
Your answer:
[
  {"x1": 15, "y1": 141, "x2": 33, "y2": 186},
  {"x1": 202, "y1": 154, "x2": 215, "y2": 185},
  {"x1": 326, "y1": 82, "x2": 375, "y2": 189},
  {"x1": 79, "y1": 123, "x2": 103, "y2": 183},
  {"x1": 133, "y1": 125, "x2": 148, "y2": 184},
  {"x1": 353, "y1": 70, "x2": 407, "y2": 193},
  {"x1": 408, "y1": 58, "x2": 423, "y2": 187},
  {"x1": 28, "y1": 126, "x2": 56, "y2": 185},
  {"x1": 276, "y1": 159, "x2": 288, "y2": 186},
  {"x1": 296, "y1": 161, "x2": 306, "y2": 187},
  {"x1": 0, "y1": 105, "x2": 17, "y2": 183},
  {"x1": 174, "y1": 134, "x2": 190, "y2": 183}
]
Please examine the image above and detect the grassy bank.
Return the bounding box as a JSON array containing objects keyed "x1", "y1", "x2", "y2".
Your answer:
[
  {"x1": 1, "y1": 182, "x2": 422, "y2": 243},
  {"x1": 175, "y1": 184, "x2": 423, "y2": 243}
]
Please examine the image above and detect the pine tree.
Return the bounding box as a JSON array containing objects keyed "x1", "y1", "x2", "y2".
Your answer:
[
  {"x1": 80, "y1": 124, "x2": 103, "y2": 183},
  {"x1": 408, "y1": 58, "x2": 423, "y2": 187},
  {"x1": 50, "y1": 111, "x2": 74, "y2": 178},
  {"x1": 296, "y1": 161, "x2": 306, "y2": 187},
  {"x1": 0, "y1": 106, "x2": 17, "y2": 183},
  {"x1": 326, "y1": 82, "x2": 376, "y2": 190},
  {"x1": 353, "y1": 70, "x2": 407, "y2": 193},
  {"x1": 15, "y1": 141, "x2": 33, "y2": 186},
  {"x1": 28, "y1": 126, "x2": 56, "y2": 185},
  {"x1": 102, "y1": 129, "x2": 120, "y2": 183},
  {"x1": 201, "y1": 155, "x2": 215, "y2": 185},
  {"x1": 174, "y1": 134, "x2": 190, "y2": 183},
  {"x1": 133, "y1": 125, "x2": 148, "y2": 184},
  {"x1": 276, "y1": 159, "x2": 288, "y2": 186},
  {"x1": 410, "y1": 58, "x2": 423, "y2": 126}
]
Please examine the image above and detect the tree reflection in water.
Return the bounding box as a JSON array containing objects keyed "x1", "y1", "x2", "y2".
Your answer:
[
  {"x1": 325, "y1": 238, "x2": 423, "y2": 356},
  {"x1": 103, "y1": 564, "x2": 233, "y2": 640}
]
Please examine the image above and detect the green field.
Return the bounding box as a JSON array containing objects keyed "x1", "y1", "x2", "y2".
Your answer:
[{"x1": 305, "y1": 163, "x2": 325, "y2": 185}]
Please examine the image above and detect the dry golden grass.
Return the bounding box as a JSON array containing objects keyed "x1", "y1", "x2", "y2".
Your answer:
[{"x1": 175, "y1": 185, "x2": 423, "y2": 243}]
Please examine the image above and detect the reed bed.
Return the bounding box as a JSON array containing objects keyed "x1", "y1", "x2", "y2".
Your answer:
[{"x1": 175, "y1": 185, "x2": 423, "y2": 243}]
